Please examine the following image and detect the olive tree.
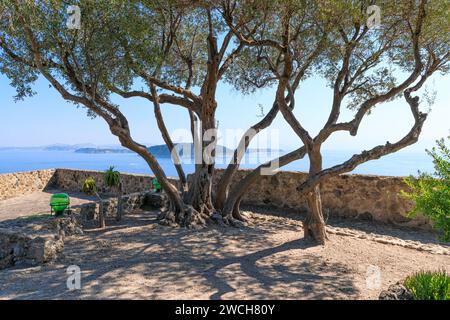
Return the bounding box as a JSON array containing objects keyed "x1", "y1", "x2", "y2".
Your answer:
[
  {"x1": 216, "y1": 0, "x2": 329, "y2": 222},
  {"x1": 1, "y1": 1, "x2": 449, "y2": 245},
  {"x1": 223, "y1": 0, "x2": 450, "y2": 243},
  {"x1": 0, "y1": 0, "x2": 274, "y2": 227}
]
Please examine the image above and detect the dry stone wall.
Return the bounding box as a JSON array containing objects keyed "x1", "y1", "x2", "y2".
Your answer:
[
  {"x1": 0, "y1": 169, "x2": 56, "y2": 201},
  {"x1": 0, "y1": 215, "x2": 82, "y2": 269},
  {"x1": 0, "y1": 168, "x2": 429, "y2": 228},
  {"x1": 213, "y1": 169, "x2": 428, "y2": 228},
  {"x1": 53, "y1": 169, "x2": 179, "y2": 194}
]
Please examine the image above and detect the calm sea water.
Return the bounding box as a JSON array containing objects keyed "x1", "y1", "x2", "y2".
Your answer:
[{"x1": 0, "y1": 149, "x2": 434, "y2": 177}]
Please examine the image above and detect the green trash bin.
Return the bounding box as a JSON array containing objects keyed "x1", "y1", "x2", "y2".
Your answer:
[{"x1": 50, "y1": 193, "x2": 70, "y2": 216}]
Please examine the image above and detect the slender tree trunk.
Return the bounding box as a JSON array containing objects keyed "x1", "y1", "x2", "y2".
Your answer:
[
  {"x1": 116, "y1": 182, "x2": 123, "y2": 222},
  {"x1": 112, "y1": 94, "x2": 217, "y2": 228},
  {"x1": 96, "y1": 192, "x2": 105, "y2": 229},
  {"x1": 117, "y1": 122, "x2": 216, "y2": 227},
  {"x1": 151, "y1": 84, "x2": 188, "y2": 191}
]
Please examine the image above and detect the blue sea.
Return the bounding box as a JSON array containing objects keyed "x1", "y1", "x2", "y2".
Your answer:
[{"x1": 0, "y1": 149, "x2": 434, "y2": 177}]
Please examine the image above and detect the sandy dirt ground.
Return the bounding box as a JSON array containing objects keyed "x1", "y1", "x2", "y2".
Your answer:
[
  {"x1": 0, "y1": 190, "x2": 101, "y2": 222},
  {"x1": 0, "y1": 207, "x2": 448, "y2": 300}
]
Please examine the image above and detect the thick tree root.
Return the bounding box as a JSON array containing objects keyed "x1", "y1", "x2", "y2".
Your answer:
[
  {"x1": 156, "y1": 192, "x2": 251, "y2": 229},
  {"x1": 221, "y1": 215, "x2": 246, "y2": 228},
  {"x1": 158, "y1": 206, "x2": 205, "y2": 228},
  {"x1": 220, "y1": 209, "x2": 250, "y2": 228},
  {"x1": 157, "y1": 205, "x2": 210, "y2": 228},
  {"x1": 157, "y1": 206, "x2": 250, "y2": 229},
  {"x1": 232, "y1": 208, "x2": 249, "y2": 223},
  {"x1": 218, "y1": 201, "x2": 249, "y2": 227}
]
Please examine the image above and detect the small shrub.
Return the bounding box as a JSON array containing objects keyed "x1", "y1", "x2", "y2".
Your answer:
[
  {"x1": 404, "y1": 270, "x2": 450, "y2": 300},
  {"x1": 401, "y1": 136, "x2": 450, "y2": 242},
  {"x1": 81, "y1": 177, "x2": 97, "y2": 195}
]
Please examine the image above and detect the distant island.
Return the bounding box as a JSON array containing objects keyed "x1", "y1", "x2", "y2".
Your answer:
[
  {"x1": 0, "y1": 144, "x2": 283, "y2": 157},
  {"x1": 75, "y1": 143, "x2": 233, "y2": 158},
  {"x1": 74, "y1": 143, "x2": 283, "y2": 157},
  {"x1": 45, "y1": 144, "x2": 96, "y2": 151},
  {"x1": 75, "y1": 148, "x2": 133, "y2": 154}
]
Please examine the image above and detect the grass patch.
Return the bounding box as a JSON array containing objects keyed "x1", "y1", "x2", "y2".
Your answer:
[{"x1": 404, "y1": 270, "x2": 450, "y2": 300}]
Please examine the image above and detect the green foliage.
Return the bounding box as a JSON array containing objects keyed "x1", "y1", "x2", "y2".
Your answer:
[
  {"x1": 2, "y1": 0, "x2": 449, "y2": 106},
  {"x1": 402, "y1": 136, "x2": 450, "y2": 242},
  {"x1": 0, "y1": 0, "x2": 196, "y2": 105},
  {"x1": 81, "y1": 177, "x2": 98, "y2": 195},
  {"x1": 104, "y1": 166, "x2": 121, "y2": 189},
  {"x1": 404, "y1": 270, "x2": 450, "y2": 300}
]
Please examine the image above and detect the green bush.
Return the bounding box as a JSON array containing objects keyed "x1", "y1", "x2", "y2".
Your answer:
[
  {"x1": 404, "y1": 270, "x2": 450, "y2": 300},
  {"x1": 81, "y1": 177, "x2": 98, "y2": 195},
  {"x1": 104, "y1": 166, "x2": 121, "y2": 189},
  {"x1": 401, "y1": 136, "x2": 450, "y2": 242}
]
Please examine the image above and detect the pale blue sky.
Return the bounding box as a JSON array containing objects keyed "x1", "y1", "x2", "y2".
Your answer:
[{"x1": 0, "y1": 72, "x2": 449, "y2": 153}]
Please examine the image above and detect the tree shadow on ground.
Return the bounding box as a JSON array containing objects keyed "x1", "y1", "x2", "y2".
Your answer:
[
  {"x1": 246, "y1": 205, "x2": 449, "y2": 247},
  {"x1": 202, "y1": 238, "x2": 357, "y2": 299},
  {"x1": 0, "y1": 210, "x2": 359, "y2": 300}
]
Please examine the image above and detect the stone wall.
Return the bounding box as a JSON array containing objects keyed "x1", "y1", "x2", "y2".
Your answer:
[
  {"x1": 213, "y1": 169, "x2": 427, "y2": 228},
  {"x1": 0, "y1": 168, "x2": 427, "y2": 228},
  {"x1": 0, "y1": 215, "x2": 82, "y2": 269},
  {"x1": 53, "y1": 169, "x2": 179, "y2": 194},
  {"x1": 0, "y1": 169, "x2": 57, "y2": 201}
]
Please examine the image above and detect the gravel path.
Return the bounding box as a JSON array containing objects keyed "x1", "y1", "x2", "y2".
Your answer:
[{"x1": 0, "y1": 209, "x2": 448, "y2": 300}]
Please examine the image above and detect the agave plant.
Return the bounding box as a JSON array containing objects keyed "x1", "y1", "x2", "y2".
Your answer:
[{"x1": 104, "y1": 166, "x2": 120, "y2": 189}]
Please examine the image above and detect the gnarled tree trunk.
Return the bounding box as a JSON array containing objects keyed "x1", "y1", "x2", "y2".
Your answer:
[
  {"x1": 183, "y1": 166, "x2": 215, "y2": 220},
  {"x1": 182, "y1": 106, "x2": 218, "y2": 223},
  {"x1": 303, "y1": 151, "x2": 328, "y2": 244},
  {"x1": 304, "y1": 185, "x2": 327, "y2": 244}
]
